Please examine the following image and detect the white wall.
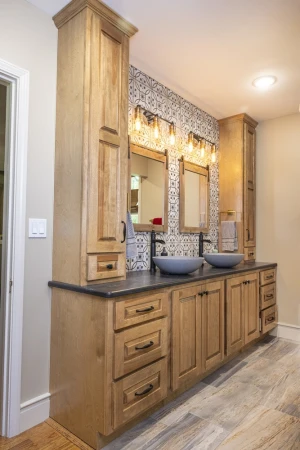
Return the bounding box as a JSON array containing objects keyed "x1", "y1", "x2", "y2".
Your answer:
[
  {"x1": 0, "y1": 0, "x2": 57, "y2": 411},
  {"x1": 256, "y1": 113, "x2": 300, "y2": 329}
]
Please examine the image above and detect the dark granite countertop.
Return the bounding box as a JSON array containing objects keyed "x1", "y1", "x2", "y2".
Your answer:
[{"x1": 49, "y1": 261, "x2": 277, "y2": 299}]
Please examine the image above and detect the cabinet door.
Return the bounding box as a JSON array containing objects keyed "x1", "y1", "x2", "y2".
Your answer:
[
  {"x1": 87, "y1": 18, "x2": 129, "y2": 255},
  {"x1": 202, "y1": 280, "x2": 225, "y2": 371},
  {"x1": 244, "y1": 123, "x2": 256, "y2": 248},
  {"x1": 226, "y1": 275, "x2": 245, "y2": 356},
  {"x1": 244, "y1": 272, "x2": 260, "y2": 344},
  {"x1": 172, "y1": 286, "x2": 202, "y2": 391}
]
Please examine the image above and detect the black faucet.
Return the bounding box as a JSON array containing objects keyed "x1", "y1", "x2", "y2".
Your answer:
[
  {"x1": 199, "y1": 232, "x2": 211, "y2": 257},
  {"x1": 150, "y1": 230, "x2": 166, "y2": 272}
]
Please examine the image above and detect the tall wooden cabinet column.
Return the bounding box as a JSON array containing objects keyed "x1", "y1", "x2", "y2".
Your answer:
[
  {"x1": 218, "y1": 114, "x2": 258, "y2": 262},
  {"x1": 52, "y1": 0, "x2": 137, "y2": 286}
]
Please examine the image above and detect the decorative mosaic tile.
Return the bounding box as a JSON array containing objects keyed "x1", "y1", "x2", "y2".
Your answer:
[{"x1": 127, "y1": 66, "x2": 219, "y2": 271}]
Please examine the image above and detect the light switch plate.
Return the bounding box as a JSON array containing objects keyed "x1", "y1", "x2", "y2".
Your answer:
[{"x1": 29, "y1": 219, "x2": 47, "y2": 238}]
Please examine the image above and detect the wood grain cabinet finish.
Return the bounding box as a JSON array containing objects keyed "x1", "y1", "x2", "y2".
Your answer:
[
  {"x1": 260, "y1": 283, "x2": 276, "y2": 310},
  {"x1": 113, "y1": 359, "x2": 168, "y2": 429},
  {"x1": 52, "y1": 0, "x2": 137, "y2": 286},
  {"x1": 202, "y1": 280, "x2": 225, "y2": 371},
  {"x1": 261, "y1": 304, "x2": 278, "y2": 334},
  {"x1": 260, "y1": 268, "x2": 276, "y2": 286},
  {"x1": 218, "y1": 114, "x2": 258, "y2": 261},
  {"x1": 114, "y1": 318, "x2": 168, "y2": 379},
  {"x1": 172, "y1": 285, "x2": 203, "y2": 391},
  {"x1": 226, "y1": 272, "x2": 260, "y2": 355}
]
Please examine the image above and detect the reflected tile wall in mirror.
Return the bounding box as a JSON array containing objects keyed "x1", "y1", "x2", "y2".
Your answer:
[{"x1": 127, "y1": 66, "x2": 219, "y2": 271}]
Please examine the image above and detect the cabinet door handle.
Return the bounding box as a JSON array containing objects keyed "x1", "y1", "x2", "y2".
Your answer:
[
  {"x1": 205, "y1": 291, "x2": 209, "y2": 296},
  {"x1": 265, "y1": 275, "x2": 274, "y2": 280},
  {"x1": 135, "y1": 384, "x2": 154, "y2": 396},
  {"x1": 135, "y1": 341, "x2": 154, "y2": 350},
  {"x1": 249, "y1": 252, "x2": 254, "y2": 257},
  {"x1": 121, "y1": 220, "x2": 126, "y2": 243},
  {"x1": 106, "y1": 264, "x2": 113, "y2": 270},
  {"x1": 198, "y1": 292, "x2": 205, "y2": 297},
  {"x1": 266, "y1": 316, "x2": 275, "y2": 323},
  {"x1": 266, "y1": 294, "x2": 274, "y2": 299},
  {"x1": 246, "y1": 228, "x2": 250, "y2": 241},
  {"x1": 136, "y1": 306, "x2": 155, "y2": 313}
]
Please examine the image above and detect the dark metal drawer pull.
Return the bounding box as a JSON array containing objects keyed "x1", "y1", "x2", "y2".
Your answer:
[
  {"x1": 135, "y1": 384, "x2": 154, "y2": 396},
  {"x1": 135, "y1": 341, "x2": 154, "y2": 350},
  {"x1": 121, "y1": 220, "x2": 126, "y2": 244},
  {"x1": 266, "y1": 294, "x2": 274, "y2": 299},
  {"x1": 249, "y1": 252, "x2": 254, "y2": 256},
  {"x1": 265, "y1": 275, "x2": 274, "y2": 280},
  {"x1": 106, "y1": 264, "x2": 113, "y2": 270},
  {"x1": 266, "y1": 316, "x2": 275, "y2": 323},
  {"x1": 136, "y1": 306, "x2": 155, "y2": 313}
]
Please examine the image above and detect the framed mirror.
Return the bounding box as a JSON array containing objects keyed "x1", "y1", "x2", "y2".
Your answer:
[
  {"x1": 129, "y1": 143, "x2": 169, "y2": 232},
  {"x1": 179, "y1": 157, "x2": 210, "y2": 233}
]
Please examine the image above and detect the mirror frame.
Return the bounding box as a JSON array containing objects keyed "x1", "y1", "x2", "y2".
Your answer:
[
  {"x1": 129, "y1": 142, "x2": 169, "y2": 232},
  {"x1": 179, "y1": 157, "x2": 210, "y2": 233}
]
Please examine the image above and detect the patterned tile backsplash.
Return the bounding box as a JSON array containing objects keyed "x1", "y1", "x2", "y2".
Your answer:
[{"x1": 127, "y1": 66, "x2": 219, "y2": 271}]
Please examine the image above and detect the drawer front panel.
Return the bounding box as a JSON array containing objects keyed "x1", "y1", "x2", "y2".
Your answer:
[
  {"x1": 261, "y1": 305, "x2": 278, "y2": 334},
  {"x1": 114, "y1": 292, "x2": 168, "y2": 330},
  {"x1": 114, "y1": 318, "x2": 168, "y2": 379},
  {"x1": 260, "y1": 268, "x2": 276, "y2": 286},
  {"x1": 260, "y1": 283, "x2": 276, "y2": 310},
  {"x1": 244, "y1": 247, "x2": 256, "y2": 262},
  {"x1": 87, "y1": 253, "x2": 125, "y2": 281},
  {"x1": 113, "y1": 359, "x2": 168, "y2": 429}
]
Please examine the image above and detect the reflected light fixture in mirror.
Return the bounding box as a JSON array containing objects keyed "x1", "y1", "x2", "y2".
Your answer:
[
  {"x1": 134, "y1": 105, "x2": 142, "y2": 131},
  {"x1": 211, "y1": 144, "x2": 216, "y2": 163},
  {"x1": 169, "y1": 123, "x2": 176, "y2": 146}
]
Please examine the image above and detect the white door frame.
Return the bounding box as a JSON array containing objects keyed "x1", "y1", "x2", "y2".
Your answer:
[{"x1": 0, "y1": 58, "x2": 29, "y2": 437}]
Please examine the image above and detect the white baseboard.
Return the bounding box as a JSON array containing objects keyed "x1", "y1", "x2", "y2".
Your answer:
[
  {"x1": 20, "y1": 393, "x2": 50, "y2": 433},
  {"x1": 270, "y1": 322, "x2": 300, "y2": 343}
]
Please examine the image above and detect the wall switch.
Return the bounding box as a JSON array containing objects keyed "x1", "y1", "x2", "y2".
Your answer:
[{"x1": 29, "y1": 219, "x2": 47, "y2": 238}]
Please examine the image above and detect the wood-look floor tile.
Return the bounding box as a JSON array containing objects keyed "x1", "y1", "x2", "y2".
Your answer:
[
  {"x1": 202, "y1": 359, "x2": 247, "y2": 387},
  {"x1": 216, "y1": 406, "x2": 300, "y2": 450},
  {"x1": 262, "y1": 371, "x2": 300, "y2": 418},
  {"x1": 133, "y1": 413, "x2": 229, "y2": 450},
  {"x1": 151, "y1": 383, "x2": 217, "y2": 426},
  {"x1": 190, "y1": 380, "x2": 262, "y2": 431},
  {"x1": 103, "y1": 418, "x2": 167, "y2": 450},
  {"x1": 236, "y1": 335, "x2": 278, "y2": 363},
  {"x1": 259, "y1": 339, "x2": 299, "y2": 362}
]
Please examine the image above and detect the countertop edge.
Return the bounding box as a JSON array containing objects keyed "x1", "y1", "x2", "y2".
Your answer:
[{"x1": 48, "y1": 262, "x2": 277, "y2": 299}]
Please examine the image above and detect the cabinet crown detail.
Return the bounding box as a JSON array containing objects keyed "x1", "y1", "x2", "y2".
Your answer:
[
  {"x1": 53, "y1": 0, "x2": 138, "y2": 36},
  {"x1": 218, "y1": 113, "x2": 258, "y2": 129}
]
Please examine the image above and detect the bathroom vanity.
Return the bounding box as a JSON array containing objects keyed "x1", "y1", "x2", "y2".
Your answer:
[{"x1": 49, "y1": 262, "x2": 277, "y2": 449}]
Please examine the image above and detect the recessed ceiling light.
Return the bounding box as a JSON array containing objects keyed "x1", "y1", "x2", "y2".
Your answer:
[{"x1": 252, "y1": 75, "x2": 277, "y2": 89}]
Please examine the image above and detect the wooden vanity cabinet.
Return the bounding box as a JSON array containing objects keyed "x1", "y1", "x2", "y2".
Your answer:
[
  {"x1": 172, "y1": 279, "x2": 225, "y2": 391},
  {"x1": 52, "y1": 0, "x2": 137, "y2": 286},
  {"x1": 226, "y1": 272, "x2": 259, "y2": 356},
  {"x1": 218, "y1": 114, "x2": 258, "y2": 261}
]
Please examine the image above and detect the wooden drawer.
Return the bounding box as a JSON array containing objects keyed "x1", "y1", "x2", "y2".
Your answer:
[
  {"x1": 260, "y1": 283, "x2": 276, "y2": 310},
  {"x1": 260, "y1": 268, "x2": 276, "y2": 286},
  {"x1": 114, "y1": 292, "x2": 168, "y2": 330},
  {"x1": 261, "y1": 305, "x2": 278, "y2": 334},
  {"x1": 114, "y1": 318, "x2": 168, "y2": 379},
  {"x1": 244, "y1": 247, "x2": 256, "y2": 262},
  {"x1": 86, "y1": 253, "x2": 125, "y2": 281},
  {"x1": 113, "y1": 359, "x2": 167, "y2": 429}
]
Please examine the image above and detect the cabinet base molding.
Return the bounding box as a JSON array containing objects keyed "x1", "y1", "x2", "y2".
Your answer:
[
  {"x1": 270, "y1": 322, "x2": 300, "y2": 343},
  {"x1": 46, "y1": 419, "x2": 93, "y2": 450}
]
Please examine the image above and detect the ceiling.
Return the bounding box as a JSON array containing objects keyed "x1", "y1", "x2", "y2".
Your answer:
[{"x1": 26, "y1": 0, "x2": 300, "y2": 122}]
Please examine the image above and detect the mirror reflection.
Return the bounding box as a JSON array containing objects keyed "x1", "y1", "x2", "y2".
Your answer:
[
  {"x1": 180, "y1": 160, "x2": 209, "y2": 233},
  {"x1": 130, "y1": 144, "x2": 168, "y2": 232}
]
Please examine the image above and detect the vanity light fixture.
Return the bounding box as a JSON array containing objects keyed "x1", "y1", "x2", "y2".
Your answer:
[
  {"x1": 200, "y1": 139, "x2": 206, "y2": 158},
  {"x1": 169, "y1": 123, "x2": 176, "y2": 146},
  {"x1": 134, "y1": 105, "x2": 142, "y2": 131},
  {"x1": 252, "y1": 75, "x2": 277, "y2": 89},
  {"x1": 211, "y1": 144, "x2": 216, "y2": 163},
  {"x1": 153, "y1": 115, "x2": 160, "y2": 139},
  {"x1": 188, "y1": 131, "x2": 194, "y2": 152}
]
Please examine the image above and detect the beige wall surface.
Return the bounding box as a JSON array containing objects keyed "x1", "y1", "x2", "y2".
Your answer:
[
  {"x1": 256, "y1": 113, "x2": 300, "y2": 327},
  {"x1": 0, "y1": 0, "x2": 57, "y2": 403}
]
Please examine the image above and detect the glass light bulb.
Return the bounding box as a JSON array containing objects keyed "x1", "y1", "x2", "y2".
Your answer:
[
  {"x1": 169, "y1": 123, "x2": 176, "y2": 146},
  {"x1": 200, "y1": 139, "x2": 206, "y2": 158},
  {"x1": 153, "y1": 116, "x2": 160, "y2": 139},
  {"x1": 170, "y1": 134, "x2": 175, "y2": 145},
  {"x1": 188, "y1": 131, "x2": 194, "y2": 152},
  {"x1": 188, "y1": 141, "x2": 194, "y2": 152},
  {"x1": 154, "y1": 125, "x2": 159, "y2": 139},
  {"x1": 211, "y1": 144, "x2": 216, "y2": 163},
  {"x1": 135, "y1": 117, "x2": 141, "y2": 131}
]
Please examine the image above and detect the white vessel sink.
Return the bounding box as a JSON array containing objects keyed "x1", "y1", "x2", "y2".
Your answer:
[
  {"x1": 203, "y1": 253, "x2": 244, "y2": 268},
  {"x1": 153, "y1": 256, "x2": 204, "y2": 275}
]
